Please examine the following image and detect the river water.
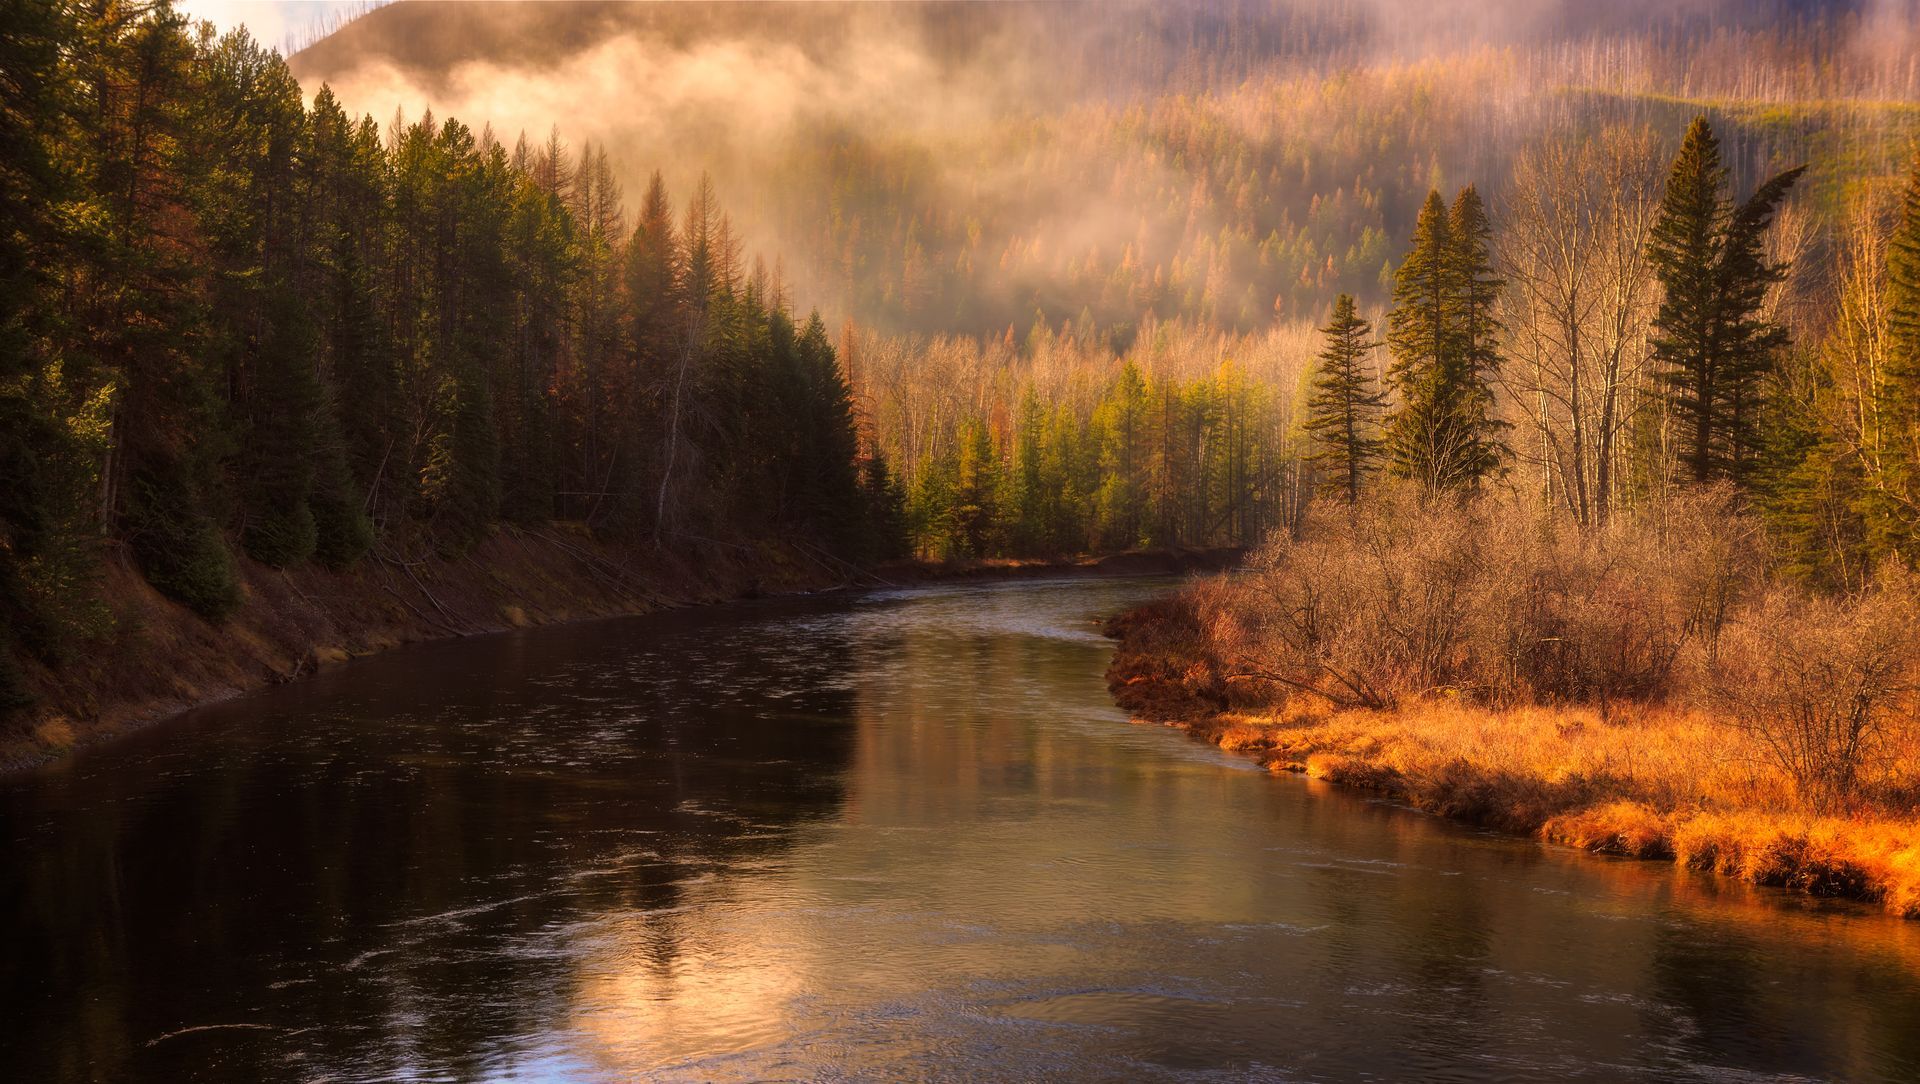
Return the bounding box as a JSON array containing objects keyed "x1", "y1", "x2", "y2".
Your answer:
[{"x1": 4, "y1": 576, "x2": 1919, "y2": 1082}]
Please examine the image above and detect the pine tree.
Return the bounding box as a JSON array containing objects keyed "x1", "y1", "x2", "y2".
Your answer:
[
  {"x1": 1304, "y1": 294, "x2": 1387, "y2": 504},
  {"x1": 786, "y1": 312, "x2": 865, "y2": 552},
  {"x1": 953, "y1": 418, "x2": 1000, "y2": 557},
  {"x1": 860, "y1": 451, "x2": 909, "y2": 561},
  {"x1": 1446, "y1": 185, "x2": 1508, "y2": 482},
  {"x1": 1095, "y1": 362, "x2": 1150, "y2": 547},
  {"x1": 1647, "y1": 119, "x2": 1725, "y2": 484},
  {"x1": 97, "y1": 6, "x2": 242, "y2": 619},
  {"x1": 1009, "y1": 390, "x2": 1048, "y2": 552},
  {"x1": 908, "y1": 444, "x2": 959, "y2": 559},
  {"x1": 1385, "y1": 188, "x2": 1505, "y2": 493},
  {"x1": 1717, "y1": 165, "x2": 1805, "y2": 482},
  {"x1": 1648, "y1": 116, "x2": 1804, "y2": 485},
  {"x1": 0, "y1": 0, "x2": 106, "y2": 696},
  {"x1": 496, "y1": 167, "x2": 572, "y2": 525}
]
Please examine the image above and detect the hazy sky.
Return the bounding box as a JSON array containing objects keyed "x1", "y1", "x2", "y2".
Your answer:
[{"x1": 176, "y1": 0, "x2": 371, "y2": 52}]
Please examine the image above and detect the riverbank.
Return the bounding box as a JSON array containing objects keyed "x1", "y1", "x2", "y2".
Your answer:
[
  {"x1": 3, "y1": 536, "x2": 1237, "y2": 773},
  {"x1": 1105, "y1": 592, "x2": 1920, "y2": 919},
  {"x1": 1, "y1": 527, "x2": 824, "y2": 771}
]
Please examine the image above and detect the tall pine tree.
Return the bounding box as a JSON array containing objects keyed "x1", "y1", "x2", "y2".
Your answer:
[
  {"x1": 1304, "y1": 294, "x2": 1386, "y2": 505},
  {"x1": 1385, "y1": 188, "x2": 1506, "y2": 493},
  {"x1": 1648, "y1": 116, "x2": 1804, "y2": 485}
]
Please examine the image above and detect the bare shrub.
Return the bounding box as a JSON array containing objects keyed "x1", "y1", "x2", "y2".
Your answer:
[
  {"x1": 1708, "y1": 570, "x2": 1920, "y2": 811},
  {"x1": 1208, "y1": 484, "x2": 1765, "y2": 713},
  {"x1": 1210, "y1": 488, "x2": 1486, "y2": 709},
  {"x1": 1520, "y1": 486, "x2": 1758, "y2": 705}
]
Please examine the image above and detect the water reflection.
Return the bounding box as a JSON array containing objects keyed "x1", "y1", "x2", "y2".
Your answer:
[{"x1": 3, "y1": 577, "x2": 1920, "y2": 1081}]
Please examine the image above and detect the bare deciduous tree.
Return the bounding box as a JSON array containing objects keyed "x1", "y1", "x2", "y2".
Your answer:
[{"x1": 1499, "y1": 125, "x2": 1663, "y2": 527}]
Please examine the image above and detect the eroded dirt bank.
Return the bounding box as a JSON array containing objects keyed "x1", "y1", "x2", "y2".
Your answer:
[{"x1": 4, "y1": 539, "x2": 1238, "y2": 772}]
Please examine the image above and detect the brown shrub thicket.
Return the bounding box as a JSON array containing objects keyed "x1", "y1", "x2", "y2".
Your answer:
[
  {"x1": 1710, "y1": 573, "x2": 1920, "y2": 811},
  {"x1": 1207, "y1": 485, "x2": 1758, "y2": 711},
  {"x1": 1195, "y1": 484, "x2": 1920, "y2": 817}
]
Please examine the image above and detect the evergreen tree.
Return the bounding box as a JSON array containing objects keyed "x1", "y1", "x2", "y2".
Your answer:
[
  {"x1": 860, "y1": 451, "x2": 909, "y2": 561},
  {"x1": 1760, "y1": 345, "x2": 1868, "y2": 589},
  {"x1": 908, "y1": 444, "x2": 959, "y2": 559},
  {"x1": 1446, "y1": 185, "x2": 1508, "y2": 480},
  {"x1": 1385, "y1": 188, "x2": 1505, "y2": 493},
  {"x1": 1008, "y1": 390, "x2": 1047, "y2": 552},
  {"x1": 0, "y1": 0, "x2": 108, "y2": 697},
  {"x1": 953, "y1": 418, "x2": 1000, "y2": 557},
  {"x1": 496, "y1": 167, "x2": 572, "y2": 525},
  {"x1": 1094, "y1": 362, "x2": 1150, "y2": 547},
  {"x1": 1875, "y1": 155, "x2": 1920, "y2": 554},
  {"x1": 96, "y1": 5, "x2": 242, "y2": 619},
  {"x1": 1304, "y1": 294, "x2": 1387, "y2": 504},
  {"x1": 1647, "y1": 116, "x2": 1804, "y2": 484}
]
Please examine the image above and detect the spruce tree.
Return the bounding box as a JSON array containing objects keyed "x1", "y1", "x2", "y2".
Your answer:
[
  {"x1": 1095, "y1": 362, "x2": 1150, "y2": 547},
  {"x1": 1385, "y1": 188, "x2": 1505, "y2": 493},
  {"x1": 0, "y1": 0, "x2": 101, "y2": 682},
  {"x1": 953, "y1": 418, "x2": 1001, "y2": 557},
  {"x1": 1447, "y1": 185, "x2": 1509, "y2": 482},
  {"x1": 1648, "y1": 116, "x2": 1804, "y2": 484},
  {"x1": 101, "y1": 8, "x2": 243, "y2": 619},
  {"x1": 1304, "y1": 294, "x2": 1387, "y2": 505},
  {"x1": 1717, "y1": 164, "x2": 1805, "y2": 481},
  {"x1": 787, "y1": 313, "x2": 864, "y2": 553},
  {"x1": 860, "y1": 451, "x2": 910, "y2": 561}
]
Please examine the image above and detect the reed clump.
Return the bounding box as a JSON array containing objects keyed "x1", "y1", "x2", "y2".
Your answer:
[{"x1": 1108, "y1": 486, "x2": 1920, "y2": 916}]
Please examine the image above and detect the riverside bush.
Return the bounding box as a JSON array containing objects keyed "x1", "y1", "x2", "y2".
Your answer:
[
  {"x1": 1208, "y1": 485, "x2": 1754, "y2": 711},
  {"x1": 1196, "y1": 484, "x2": 1920, "y2": 815}
]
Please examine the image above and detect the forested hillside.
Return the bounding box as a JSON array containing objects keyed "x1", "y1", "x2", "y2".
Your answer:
[
  {"x1": 283, "y1": 0, "x2": 1920, "y2": 564},
  {"x1": 292, "y1": 0, "x2": 1920, "y2": 335},
  {"x1": 7, "y1": 0, "x2": 1920, "y2": 721},
  {"x1": 0, "y1": 1, "x2": 886, "y2": 713}
]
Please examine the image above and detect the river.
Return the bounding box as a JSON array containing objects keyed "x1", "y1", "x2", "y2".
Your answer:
[{"x1": 3, "y1": 576, "x2": 1919, "y2": 1081}]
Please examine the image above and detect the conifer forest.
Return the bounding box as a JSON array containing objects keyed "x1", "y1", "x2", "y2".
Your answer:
[{"x1": 8, "y1": 3, "x2": 1920, "y2": 1081}]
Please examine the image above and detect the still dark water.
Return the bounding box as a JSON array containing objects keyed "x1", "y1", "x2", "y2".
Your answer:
[{"x1": 5, "y1": 576, "x2": 1920, "y2": 1082}]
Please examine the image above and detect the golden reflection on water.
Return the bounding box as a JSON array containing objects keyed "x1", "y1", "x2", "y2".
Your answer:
[
  {"x1": 551, "y1": 581, "x2": 1920, "y2": 1080},
  {"x1": 7, "y1": 578, "x2": 1920, "y2": 1082},
  {"x1": 568, "y1": 879, "x2": 814, "y2": 1070}
]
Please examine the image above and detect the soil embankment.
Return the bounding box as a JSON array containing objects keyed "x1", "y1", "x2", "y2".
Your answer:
[
  {"x1": 4, "y1": 539, "x2": 1236, "y2": 772},
  {"x1": 3, "y1": 528, "x2": 839, "y2": 771}
]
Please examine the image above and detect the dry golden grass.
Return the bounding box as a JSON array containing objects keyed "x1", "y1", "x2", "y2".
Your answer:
[
  {"x1": 1206, "y1": 701, "x2": 1920, "y2": 916},
  {"x1": 1113, "y1": 621, "x2": 1920, "y2": 917}
]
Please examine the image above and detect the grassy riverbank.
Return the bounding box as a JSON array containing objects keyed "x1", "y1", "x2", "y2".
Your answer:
[{"x1": 1107, "y1": 561, "x2": 1920, "y2": 920}]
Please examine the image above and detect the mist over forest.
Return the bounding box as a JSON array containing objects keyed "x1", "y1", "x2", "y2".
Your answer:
[
  {"x1": 15, "y1": 5, "x2": 1920, "y2": 1071},
  {"x1": 5, "y1": 0, "x2": 1920, "y2": 697},
  {"x1": 291, "y1": 0, "x2": 1920, "y2": 338}
]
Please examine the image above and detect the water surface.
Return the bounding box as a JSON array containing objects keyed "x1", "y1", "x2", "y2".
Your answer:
[{"x1": 4, "y1": 576, "x2": 1919, "y2": 1081}]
